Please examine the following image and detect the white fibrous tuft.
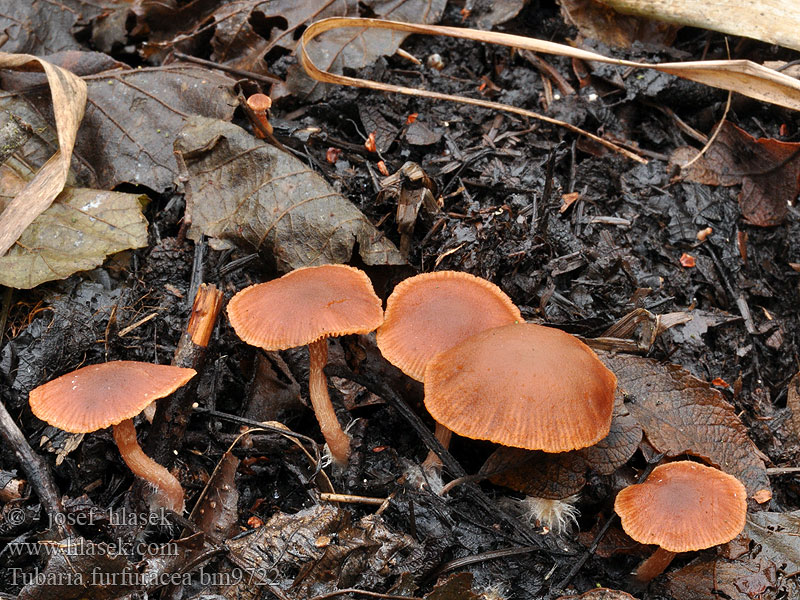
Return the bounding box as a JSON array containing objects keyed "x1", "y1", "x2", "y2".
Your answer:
[
  {"x1": 479, "y1": 582, "x2": 509, "y2": 599},
  {"x1": 401, "y1": 461, "x2": 445, "y2": 495},
  {"x1": 514, "y1": 494, "x2": 580, "y2": 533}
]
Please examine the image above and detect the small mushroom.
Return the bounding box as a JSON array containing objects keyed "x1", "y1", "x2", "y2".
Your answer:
[
  {"x1": 614, "y1": 460, "x2": 748, "y2": 582},
  {"x1": 376, "y1": 271, "x2": 521, "y2": 466},
  {"x1": 29, "y1": 361, "x2": 196, "y2": 512},
  {"x1": 424, "y1": 322, "x2": 616, "y2": 452},
  {"x1": 227, "y1": 264, "x2": 383, "y2": 466}
]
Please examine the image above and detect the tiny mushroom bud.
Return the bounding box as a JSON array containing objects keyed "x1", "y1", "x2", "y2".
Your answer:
[
  {"x1": 29, "y1": 361, "x2": 196, "y2": 512},
  {"x1": 228, "y1": 264, "x2": 383, "y2": 466},
  {"x1": 614, "y1": 460, "x2": 747, "y2": 583},
  {"x1": 246, "y1": 93, "x2": 273, "y2": 137}
]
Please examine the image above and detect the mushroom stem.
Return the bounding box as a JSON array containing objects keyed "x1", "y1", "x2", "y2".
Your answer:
[
  {"x1": 635, "y1": 547, "x2": 677, "y2": 583},
  {"x1": 308, "y1": 338, "x2": 351, "y2": 465},
  {"x1": 421, "y1": 423, "x2": 453, "y2": 470},
  {"x1": 112, "y1": 419, "x2": 185, "y2": 513}
]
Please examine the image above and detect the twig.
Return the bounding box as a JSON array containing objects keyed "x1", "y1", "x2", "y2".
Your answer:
[
  {"x1": 309, "y1": 589, "x2": 423, "y2": 600},
  {"x1": 145, "y1": 283, "x2": 223, "y2": 464},
  {"x1": 434, "y1": 545, "x2": 541, "y2": 576},
  {"x1": 172, "y1": 51, "x2": 282, "y2": 85},
  {"x1": 0, "y1": 400, "x2": 72, "y2": 538},
  {"x1": 319, "y1": 492, "x2": 387, "y2": 506}
]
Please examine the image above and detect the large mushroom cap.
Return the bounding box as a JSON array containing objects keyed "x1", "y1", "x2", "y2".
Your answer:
[
  {"x1": 29, "y1": 361, "x2": 196, "y2": 434},
  {"x1": 228, "y1": 264, "x2": 383, "y2": 350},
  {"x1": 377, "y1": 271, "x2": 521, "y2": 381},
  {"x1": 614, "y1": 461, "x2": 747, "y2": 553},
  {"x1": 423, "y1": 322, "x2": 616, "y2": 452}
]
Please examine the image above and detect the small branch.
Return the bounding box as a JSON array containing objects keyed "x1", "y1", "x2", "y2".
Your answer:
[
  {"x1": 0, "y1": 400, "x2": 72, "y2": 537},
  {"x1": 146, "y1": 283, "x2": 223, "y2": 464}
]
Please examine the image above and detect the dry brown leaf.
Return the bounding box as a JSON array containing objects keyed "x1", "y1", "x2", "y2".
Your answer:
[
  {"x1": 785, "y1": 372, "x2": 800, "y2": 441},
  {"x1": 560, "y1": 0, "x2": 679, "y2": 48},
  {"x1": 175, "y1": 117, "x2": 404, "y2": 270},
  {"x1": 663, "y1": 557, "x2": 784, "y2": 600},
  {"x1": 192, "y1": 450, "x2": 240, "y2": 540},
  {"x1": 210, "y1": 0, "x2": 356, "y2": 76},
  {"x1": 0, "y1": 0, "x2": 121, "y2": 55},
  {"x1": 425, "y1": 573, "x2": 482, "y2": 600},
  {"x1": 746, "y1": 511, "x2": 800, "y2": 577},
  {"x1": 0, "y1": 52, "x2": 87, "y2": 257},
  {"x1": 671, "y1": 121, "x2": 800, "y2": 226},
  {"x1": 1, "y1": 56, "x2": 238, "y2": 192},
  {"x1": 284, "y1": 0, "x2": 447, "y2": 101},
  {"x1": 482, "y1": 404, "x2": 641, "y2": 499},
  {"x1": 602, "y1": 0, "x2": 800, "y2": 52},
  {"x1": 601, "y1": 353, "x2": 770, "y2": 498}
]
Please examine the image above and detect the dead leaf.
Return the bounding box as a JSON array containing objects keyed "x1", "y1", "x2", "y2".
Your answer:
[
  {"x1": 1, "y1": 57, "x2": 238, "y2": 192},
  {"x1": 0, "y1": 0, "x2": 119, "y2": 55},
  {"x1": 746, "y1": 511, "x2": 800, "y2": 577},
  {"x1": 425, "y1": 573, "x2": 482, "y2": 600},
  {"x1": 581, "y1": 406, "x2": 643, "y2": 475},
  {"x1": 785, "y1": 372, "x2": 800, "y2": 441},
  {"x1": 483, "y1": 405, "x2": 642, "y2": 499},
  {"x1": 0, "y1": 51, "x2": 87, "y2": 257},
  {"x1": 17, "y1": 539, "x2": 136, "y2": 600},
  {"x1": 560, "y1": 0, "x2": 679, "y2": 48},
  {"x1": 225, "y1": 504, "x2": 424, "y2": 597},
  {"x1": 662, "y1": 557, "x2": 779, "y2": 600},
  {"x1": 601, "y1": 353, "x2": 770, "y2": 498},
  {"x1": 602, "y1": 0, "x2": 800, "y2": 52},
  {"x1": 174, "y1": 117, "x2": 404, "y2": 270},
  {"x1": 193, "y1": 451, "x2": 240, "y2": 540},
  {"x1": 285, "y1": 0, "x2": 447, "y2": 101},
  {"x1": 671, "y1": 121, "x2": 800, "y2": 226},
  {"x1": 0, "y1": 185, "x2": 148, "y2": 289},
  {"x1": 209, "y1": 0, "x2": 356, "y2": 76},
  {"x1": 484, "y1": 446, "x2": 588, "y2": 499}
]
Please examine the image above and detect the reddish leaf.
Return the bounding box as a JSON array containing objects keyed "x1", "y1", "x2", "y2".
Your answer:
[{"x1": 671, "y1": 121, "x2": 800, "y2": 226}]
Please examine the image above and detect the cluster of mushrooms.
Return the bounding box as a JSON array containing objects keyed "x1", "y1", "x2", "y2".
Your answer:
[{"x1": 27, "y1": 264, "x2": 748, "y2": 583}]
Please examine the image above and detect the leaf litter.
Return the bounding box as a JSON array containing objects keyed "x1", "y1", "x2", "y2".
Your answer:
[{"x1": 175, "y1": 116, "x2": 404, "y2": 269}]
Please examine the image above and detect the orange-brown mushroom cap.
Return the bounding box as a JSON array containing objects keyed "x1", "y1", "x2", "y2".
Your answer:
[
  {"x1": 377, "y1": 271, "x2": 522, "y2": 381},
  {"x1": 227, "y1": 264, "x2": 383, "y2": 350},
  {"x1": 614, "y1": 461, "x2": 747, "y2": 553},
  {"x1": 423, "y1": 322, "x2": 616, "y2": 452},
  {"x1": 29, "y1": 361, "x2": 197, "y2": 434},
  {"x1": 246, "y1": 93, "x2": 272, "y2": 112}
]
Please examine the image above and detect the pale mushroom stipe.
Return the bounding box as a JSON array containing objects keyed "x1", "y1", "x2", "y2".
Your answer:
[{"x1": 227, "y1": 264, "x2": 383, "y2": 465}]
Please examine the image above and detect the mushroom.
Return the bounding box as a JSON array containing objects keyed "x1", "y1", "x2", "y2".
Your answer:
[
  {"x1": 227, "y1": 264, "x2": 383, "y2": 466},
  {"x1": 29, "y1": 361, "x2": 196, "y2": 512},
  {"x1": 424, "y1": 322, "x2": 616, "y2": 452},
  {"x1": 376, "y1": 270, "x2": 521, "y2": 465},
  {"x1": 614, "y1": 460, "x2": 747, "y2": 582}
]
